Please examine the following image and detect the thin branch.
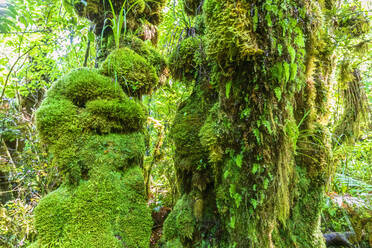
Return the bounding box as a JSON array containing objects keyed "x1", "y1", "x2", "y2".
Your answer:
[
  {"x1": 1, "y1": 138, "x2": 16, "y2": 170},
  {"x1": 1, "y1": 45, "x2": 36, "y2": 99}
]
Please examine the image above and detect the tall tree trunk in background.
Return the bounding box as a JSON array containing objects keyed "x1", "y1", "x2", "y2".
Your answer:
[{"x1": 163, "y1": 0, "x2": 338, "y2": 247}]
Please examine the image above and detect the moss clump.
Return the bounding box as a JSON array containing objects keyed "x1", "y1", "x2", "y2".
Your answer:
[
  {"x1": 85, "y1": 98, "x2": 147, "y2": 133},
  {"x1": 33, "y1": 165, "x2": 152, "y2": 248},
  {"x1": 199, "y1": 102, "x2": 226, "y2": 163},
  {"x1": 100, "y1": 47, "x2": 158, "y2": 97},
  {"x1": 203, "y1": 0, "x2": 263, "y2": 64},
  {"x1": 46, "y1": 68, "x2": 124, "y2": 107},
  {"x1": 36, "y1": 68, "x2": 147, "y2": 183},
  {"x1": 163, "y1": 194, "x2": 196, "y2": 243},
  {"x1": 170, "y1": 87, "x2": 211, "y2": 173},
  {"x1": 169, "y1": 36, "x2": 203, "y2": 82},
  {"x1": 120, "y1": 35, "x2": 167, "y2": 78},
  {"x1": 33, "y1": 49, "x2": 154, "y2": 246}
]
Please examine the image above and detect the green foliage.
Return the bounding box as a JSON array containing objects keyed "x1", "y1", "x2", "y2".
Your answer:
[{"x1": 0, "y1": 199, "x2": 37, "y2": 247}]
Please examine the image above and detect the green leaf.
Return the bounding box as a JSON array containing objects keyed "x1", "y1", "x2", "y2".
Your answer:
[
  {"x1": 253, "y1": 128, "x2": 261, "y2": 144},
  {"x1": 251, "y1": 198, "x2": 258, "y2": 209},
  {"x1": 88, "y1": 31, "x2": 95, "y2": 42},
  {"x1": 290, "y1": 63, "x2": 297, "y2": 81},
  {"x1": 234, "y1": 193, "x2": 242, "y2": 208},
  {"x1": 229, "y1": 184, "x2": 236, "y2": 197},
  {"x1": 226, "y1": 81, "x2": 232, "y2": 99},
  {"x1": 283, "y1": 62, "x2": 290, "y2": 83},
  {"x1": 264, "y1": 178, "x2": 269, "y2": 189},
  {"x1": 288, "y1": 46, "x2": 296, "y2": 64},
  {"x1": 224, "y1": 169, "x2": 230, "y2": 179},
  {"x1": 265, "y1": 14, "x2": 272, "y2": 27},
  {"x1": 274, "y1": 87, "x2": 282, "y2": 101},
  {"x1": 252, "y1": 163, "x2": 259, "y2": 174},
  {"x1": 262, "y1": 120, "x2": 272, "y2": 134},
  {"x1": 235, "y1": 154, "x2": 243, "y2": 168},
  {"x1": 253, "y1": 7, "x2": 258, "y2": 31},
  {"x1": 230, "y1": 215, "x2": 236, "y2": 229},
  {"x1": 277, "y1": 44, "x2": 283, "y2": 56}
]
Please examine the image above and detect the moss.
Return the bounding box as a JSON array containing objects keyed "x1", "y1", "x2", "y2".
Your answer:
[
  {"x1": 169, "y1": 36, "x2": 203, "y2": 82},
  {"x1": 35, "y1": 68, "x2": 148, "y2": 183},
  {"x1": 120, "y1": 35, "x2": 167, "y2": 77},
  {"x1": 163, "y1": 238, "x2": 183, "y2": 248},
  {"x1": 163, "y1": 194, "x2": 196, "y2": 242},
  {"x1": 143, "y1": 0, "x2": 167, "y2": 26},
  {"x1": 100, "y1": 47, "x2": 158, "y2": 97},
  {"x1": 46, "y1": 68, "x2": 124, "y2": 107},
  {"x1": 203, "y1": 0, "x2": 263, "y2": 64},
  {"x1": 170, "y1": 87, "x2": 211, "y2": 172},
  {"x1": 33, "y1": 166, "x2": 152, "y2": 248},
  {"x1": 199, "y1": 103, "x2": 225, "y2": 163},
  {"x1": 84, "y1": 98, "x2": 147, "y2": 133}
]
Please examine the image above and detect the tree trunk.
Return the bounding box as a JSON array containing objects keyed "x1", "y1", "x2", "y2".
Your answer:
[
  {"x1": 163, "y1": 0, "x2": 336, "y2": 247},
  {"x1": 31, "y1": 1, "x2": 167, "y2": 247}
]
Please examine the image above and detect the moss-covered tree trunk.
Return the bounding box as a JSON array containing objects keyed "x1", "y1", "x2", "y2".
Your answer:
[
  {"x1": 30, "y1": 1, "x2": 166, "y2": 247},
  {"x1": 163, "y1": 0, "x2": 337, "y2": 247}
]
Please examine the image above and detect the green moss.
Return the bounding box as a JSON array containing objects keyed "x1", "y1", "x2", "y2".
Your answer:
[
  {"x1": 163, "y1": 238, "x2": 183, "y2": 248},
  {"x1": 163, "y1": 194, "x2": 196, "y2": 242},
  {"x1": 84, "y1": 98, "x2": 147, "y2": 133},
  {"x1": 199, "y1": 103, "x2": 225, "y2": 163},
  {"x1": 100, "y1": 47, "x2": 159, "y2": 97},
  {"x1": 170, "y1": 87, "x2": 211, "y2": 172},
  {"x1": 120, "y1": 35, "x2": 167, "y2": 77},
  {"x1": 203, "y1": 0, "x2": 263, "y2": 64},
  {"x1": 169, "y1": 36, "x2": 203, "y2": 82},
  {"x1": 46, "y1": 68, "x2": 124, "y2": 107},
  {"x1": 33, "y1": 166, "x2": 152, "y2": 248}
]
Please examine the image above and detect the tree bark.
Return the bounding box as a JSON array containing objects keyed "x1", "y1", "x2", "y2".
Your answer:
[{"x1": 163, "y1": 0, "x2": 337, "y2": 247}]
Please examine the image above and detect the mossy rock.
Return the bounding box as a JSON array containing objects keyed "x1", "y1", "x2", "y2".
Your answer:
[{"x1": 100, "y1": 47, "x2": 159, "y2": 97}]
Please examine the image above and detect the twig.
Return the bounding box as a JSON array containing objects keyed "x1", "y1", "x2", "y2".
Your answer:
[
  {"x1": 1, "y1": 138, "x2": 16, "y2": 170},
  {"x1": 1, "y1": 45, "x2": 37, "y2": 99}
]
